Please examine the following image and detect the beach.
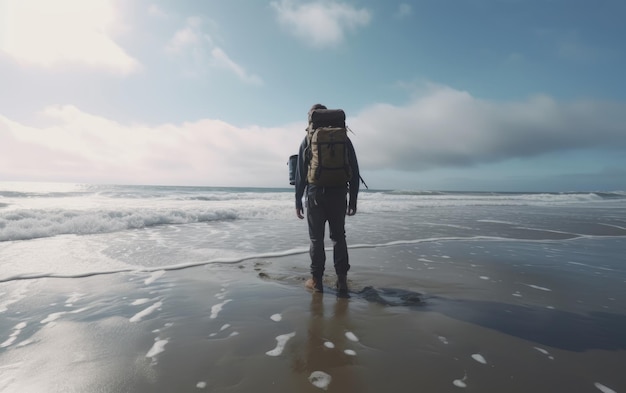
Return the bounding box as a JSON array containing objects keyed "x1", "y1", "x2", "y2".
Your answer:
[{"x1": 1, "y1": 183, "x2": 625, "y2": 392}]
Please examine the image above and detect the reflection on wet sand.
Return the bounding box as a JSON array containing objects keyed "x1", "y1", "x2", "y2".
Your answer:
[{"x1": 290, "y1": 294, "x2": 364, "y2": 392}]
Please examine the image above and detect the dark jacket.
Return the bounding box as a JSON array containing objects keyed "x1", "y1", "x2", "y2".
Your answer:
[{"x1": 294, "y1": 136, "x2": 360, "y2": 211}]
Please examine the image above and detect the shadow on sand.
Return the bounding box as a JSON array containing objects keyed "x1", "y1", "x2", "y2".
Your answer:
[{"x1": 354, "y1": 286, "x2": 626, "y2": 352}]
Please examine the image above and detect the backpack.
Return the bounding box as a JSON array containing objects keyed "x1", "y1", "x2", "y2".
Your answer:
[{"x1": 305, "y1": 109, "x2": 352, "y2": 187}]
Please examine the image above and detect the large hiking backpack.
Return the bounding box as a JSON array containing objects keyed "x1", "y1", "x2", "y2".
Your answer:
[{"x1": 306, "y1": 109, "x2": 352, "y2": 187}]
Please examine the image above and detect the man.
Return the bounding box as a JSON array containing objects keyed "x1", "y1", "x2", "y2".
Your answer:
[{"x1": 295, "y1": 104, "x2": 360, "y2": 296}]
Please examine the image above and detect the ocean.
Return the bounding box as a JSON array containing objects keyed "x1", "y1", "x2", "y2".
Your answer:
[
  {"x1": 2, "y1": 182, "x2": 624, "y2": 281},
  {"x1": 1, "y1": 182, "x2": 625, "y2": 392}
]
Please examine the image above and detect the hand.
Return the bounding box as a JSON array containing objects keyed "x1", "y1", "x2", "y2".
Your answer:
[
  {"x1": 347, "y1": 207, "x2": 357, "y2": 216},
  {"x1": 296, "y1": 208, "x2": 305, "y2": 219}
]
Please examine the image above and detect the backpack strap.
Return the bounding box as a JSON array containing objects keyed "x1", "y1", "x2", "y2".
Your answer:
[{"x1": 359, "y1": 175, "x2": 369, "y2": 189}]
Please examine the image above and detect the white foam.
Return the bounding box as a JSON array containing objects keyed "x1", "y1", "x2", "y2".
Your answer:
[
  {"x1": 471, "y1": 354, "x2": 487, "y2": 364},
  {"x1": 65, "y1": 292, "x2": 84, "y2": 304},
  {"x1": 478, "y1": 219, "x2": 515, "y2": 225},
  {"x1": 220, "y1": 324, "x2": 230, "y2": 331},
  {"x1": 229, "y1": 331, "x2": 239, "y2": 337},
  {"x1": 1, "y1": 235, "x2": 579, "y2": 285},
  {"x1": 453, "y1": 378, "x2": 467, "y2": 388},
  {"x1": 1, "y1": 336, "x2": 16, "y2": 348},
  {"x1": 41, "y1": 306, "x2": 90, "y2": 324},
  {"x1": 210, "y1": 299, "x2": 232, "y2": 319},
  {"x1": 17, "y1": 338, "x2": 35, "y2": 347},
  {"x1": 324, "y1": 341, "x2": 335, "y2": 349},
  {"x1": 131, "y1": 298, "x2": 151, "y2": 306},
  {"x1": 0, "y1": 206, "x2": 240, "y2": 242},
  {"x1": 0, "y1": 322, "x2": 28, "y2": 348},
  {"x1": 479, "y1": 276, "x2": 490, "y2": 280},
  {"x1": 594, "y1": 382, "x2": 617, "y2": 393},
  {"x1": 514, "y1": 226, "x2": 580, "y2": 237},
  {"x1": 344, "y1": 349, "x2": 356, "y2": 356},
  {"x1": 0, "y1": 281, "x2": 30, "y2": 312},
  {"x1": 196, "y1": 381, "x2": 207, "y2": 389},
  {"x1": 533, "y1": 346, "x2": 555, "y2": 360},
  {"x1": 512, "y1": 292, "x2": 522, "y2": 297},
  {"x1": 215, "y1": 292, "x2": 227, "y2": 300},
  {"x1": 270, "y1": 313, "x2": 282, "y2": 322},
  {"x1": 345, "y1": 331, "x2": 359, "y2": 342},
  {"x1": 567, "y1": 261, "x2": 614, "y2": 272},
  {"x1": 145, "y1": 270, "x2": 165, "y2": 285},
  {"x1": 438, "y1": 336, "x2": 449, "y2": 345},
  {"x1": 14, "y1": 322, "x2": 27, "y2": 330},
  {"x1": 266, "y1": 332, "x2": 296, "y2": 356},
  {"x1": 146, "y1": 339, "x2": 168, "y2": 358},
  {"x1": 523, "y1": 283, "x2": 552, "y2": 291},
  {"x1": 308, "y1": 371, "x2": 332, "y2": 390},
  {"x1": 130, "y1": 301, "x2": 162, "y2": 323}
]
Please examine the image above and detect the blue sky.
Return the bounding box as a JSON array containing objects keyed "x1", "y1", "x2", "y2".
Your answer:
[{"x1": 1, "y1": 0, "x2": 625, "y2": 191}]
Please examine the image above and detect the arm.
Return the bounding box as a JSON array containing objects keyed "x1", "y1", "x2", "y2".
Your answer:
[
  {"x1": 347, "y1": 138, "x2": 360, "y2": 216},
  {"x1": 295, "y1": 137, "x2": 308, "y2": 219}
]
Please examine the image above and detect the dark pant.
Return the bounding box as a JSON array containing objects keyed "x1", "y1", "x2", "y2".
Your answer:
[{"x1": 306, "y1": 186, "x2": 350, "y2": 278}]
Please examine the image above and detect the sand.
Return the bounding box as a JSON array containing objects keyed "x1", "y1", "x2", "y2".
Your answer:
[{"x1": 1, "y1": 237, "x2": 625, "y2": 393}]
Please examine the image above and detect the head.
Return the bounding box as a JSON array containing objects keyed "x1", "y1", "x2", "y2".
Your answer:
[
  {"x1": 310, "y1": 103, "x2": 327, "y2": 112},
  {"x1": 308, "y1": 104, "x2": 327, "y2": 122}
]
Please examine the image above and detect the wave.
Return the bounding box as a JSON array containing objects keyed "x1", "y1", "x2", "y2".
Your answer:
[
  {"x1": 0, "y1": 208, "x2": 238, "y2": 242},
  {"x1": 374, "y1": 190, "x2": 626, "y2": 203},
  {"x1": 0, "y1": 234, "x2": 596, "y2": 284}
]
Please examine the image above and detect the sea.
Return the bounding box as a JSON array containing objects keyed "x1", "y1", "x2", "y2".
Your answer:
[
  {"x1": 1, "y1": 181, "x2": 625, "y2": 282},
  {"x1": 1, "y1": 182, "x2": 626, "y2": 392}
]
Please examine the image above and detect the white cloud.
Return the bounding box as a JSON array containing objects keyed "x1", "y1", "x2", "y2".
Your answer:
[
  {"x1": 271, "y1": 0, "x2": 372, "y2": 48},
  {"x1": 148, "y1": 4, "x2": 167, "y2": 18},
  {"x1": 0, "y1": 106, "x2": 296, "y2": 186},
  {"x1": 2, "y1": 86, "x2": 624, "y2": 187},
  {"x1": 534, "y1": 28, "x2": 603, "y2": 63},
  {"x1": 165, "y1": 19, "x2": 202, "y2": 54},
  {"x1": 395, "y1": 3, "x2": 412, "y2": 19},
  {"x1": 210, "y1": 47, "x2": 263, "y2": 86},
  {"x1": 0, "y1": 0, "x2": 139, "y2": 75},
  {"x1": 165, "y1": 18, "x2": 262, "y2": 85},
  {"x1": 350, "y1": 85, "x2": 626, "y2": 171}
]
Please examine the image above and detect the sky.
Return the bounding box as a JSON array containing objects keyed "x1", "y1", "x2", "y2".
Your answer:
[{"x1": 1, "y1": 0, "x2": 625, "y2": 192}]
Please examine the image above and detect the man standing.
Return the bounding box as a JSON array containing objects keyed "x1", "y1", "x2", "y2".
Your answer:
[{"x1": 295, "y1": 104, "x2": 360, "y2": 297}]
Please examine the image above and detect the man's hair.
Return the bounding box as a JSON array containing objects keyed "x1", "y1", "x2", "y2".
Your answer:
[
  {"x1": 308, "y1": 104, "x2": 327, "y2": 122},
  {"x1": 310, "y1": 103, "x2": 327, "y2": 111}
]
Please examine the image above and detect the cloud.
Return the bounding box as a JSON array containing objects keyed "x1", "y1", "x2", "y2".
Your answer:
[
  {"x1": 165, "y1": 17, "x2": 203, "y2": 54},
  {"x1": 1, "y1": 86, "x2": 624, "y2": 187},
  {"x1": 0, "y1": 106, "x2": 296, "y2": 186},
  {"x1": 271, "y1": 0, "x2": 372, "y2": 48},
  {"x1": 148, "y1": 4, "x2": 168, "y2": 18},
  {"x1": 349, "y1": 85, "x2": 626, "y2": 171},
  {"x1": 210, "y1": 48, "x2": 263, "y2": 86},
  {"x1": 165, "y1": 18, "x2": 262, "y2": 85},
  {"x1": 0, "y1": 0, "x2": 139, "y2": 75},
  {"x1": 534, "y1": 28, "x2": 604, "y2": 63},
  {"x1": 394, "y1": 3, "x2": 412, "y2": 19}
]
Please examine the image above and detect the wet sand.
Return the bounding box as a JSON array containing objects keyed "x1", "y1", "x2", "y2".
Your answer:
[{"x1": 1, "y1": 237, "x2": 625, "y2": 392}]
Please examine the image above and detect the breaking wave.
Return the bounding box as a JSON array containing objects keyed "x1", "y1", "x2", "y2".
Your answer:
[{"x1": 0, "y1": 208, "x2": 238, "y2": 242}]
